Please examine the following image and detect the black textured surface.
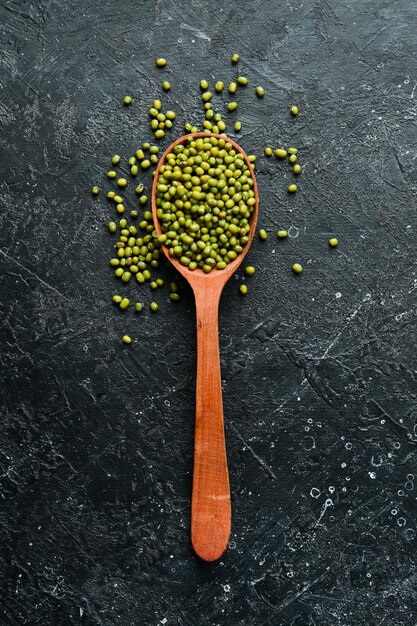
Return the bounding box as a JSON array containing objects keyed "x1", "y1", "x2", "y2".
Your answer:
[{"x1": 1, "y1": 1, "x2": 417, "y2": 624}]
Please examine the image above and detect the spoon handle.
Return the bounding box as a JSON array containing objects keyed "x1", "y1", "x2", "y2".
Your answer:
[{"x1": 191, "y1": 282, "x2": 231, "y2": 562}]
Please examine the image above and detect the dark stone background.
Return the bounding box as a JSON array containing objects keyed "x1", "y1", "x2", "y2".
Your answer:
[{"x1": 1, "y1": 0, "x2": 417, "y2": 624}]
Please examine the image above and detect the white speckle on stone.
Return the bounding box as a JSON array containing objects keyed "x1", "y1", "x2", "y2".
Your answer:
[{"x1": 180, "y1": 23, "x2": 211, "y2": 41}]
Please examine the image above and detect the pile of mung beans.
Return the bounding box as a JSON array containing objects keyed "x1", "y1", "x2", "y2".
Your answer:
[
  {"x1": 155, "y1": 135, "x2": 256, "y2": 273},
  {"x1": 91, "y1": 53, "x2": 338, "y2": 344}
]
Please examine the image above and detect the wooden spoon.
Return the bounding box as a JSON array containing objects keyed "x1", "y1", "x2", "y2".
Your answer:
[{"x1": 152, "y1": 133, "x2": 259, "y2": 561}]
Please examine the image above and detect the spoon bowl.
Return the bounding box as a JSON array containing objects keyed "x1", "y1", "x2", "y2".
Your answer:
[
  {"x1": 152, "y1": 133, "x2": 259, "y2": 278},
  {"x1": 152, "y1": 133, "x2": 259, "y2": 561}
]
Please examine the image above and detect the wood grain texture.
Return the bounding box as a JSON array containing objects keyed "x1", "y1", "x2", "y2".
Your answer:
[
  {"x1": 152, "y1": 133, "x2": 258, "y2": 560},
  {"x1": 191, "y1": 274, "x2": 230, "y2": 561}
]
